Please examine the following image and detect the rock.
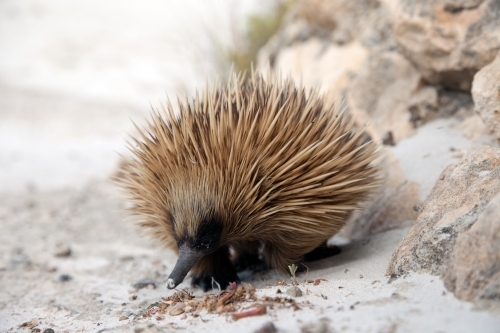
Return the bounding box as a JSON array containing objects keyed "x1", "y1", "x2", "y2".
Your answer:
[
  {"x1": 337, "y1": 151, "x2": 420, "y2": 240},
  {"x1": 286, "y1": 286, "x2": 303, "y2": 297},
  {"x1": 258, "y1": 0, "x2": 395, "y2": 103},
  {"x1": 19, "y1": 319, "x2": 38, "y2": 329},
  {"x1": 260, "y1": 0, "x2": 479, "y2": 145},
  {"x1": 393, "y1": 0, "x2": 500, "y2": 91},
  {"x1": 407, "y1": 87, "x2": 474, "y2": 127},
  {"x1": 59, "y1": 274, "x2": 72, "y2": 282},
  {"x1": 472, "y1": 51, "x2": 500, "y2": 140},
  {"x1": 133, "y1": 323, "x2": 163, "y2": 333},
  {"x1": 347, "y1": 50, "x2": 421, "y2": 142},
  {"x1": 54, "y1": 244, "x2": 71, "y2": 257},
  {"x1": 460, "y1": 114, "x2": 495, "y2": 146},
  {"x1": 258, "y1": 0, "x2": 390, "y2": 68},
  {"x1": 132, "y1": 278, "x2": 156, "y2": 290},
  {"x1": 260, "y1": 38, "x2": 369, "y2": 101},
  {"x1": 301, "y1": 318, "x2": 332, "y2": 333},
  {"x1": 443, "y1": 0, "x2": 485, "y2": 11},
  {"x1": 254, "y1": 322, "x2": 278, "y2": 333},
  {"x1": 388, "y1": 146, "x2": 500, "y2": 277},
  {"x1": 442, "y1": 193, "x2": 500, "y2": 308}
]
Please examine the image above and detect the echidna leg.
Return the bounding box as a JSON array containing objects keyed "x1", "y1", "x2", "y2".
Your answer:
[
  {"x1": 231, "y1": 241, "x2": 267, "y2": 272},
  {"x1": 304, "y1": 242, "x2": 342, "y2": 262},
  {"x1": 190, "y1": 246, "x2": 239, "y2": 292}
]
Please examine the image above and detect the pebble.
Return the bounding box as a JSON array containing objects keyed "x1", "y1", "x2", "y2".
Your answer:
[
  {"x1": 254, "y1": 321, "x2": 277, "y2": 333},
  {"x1": 169, "y1": 308, "x2": 185, "y2": 316},
  {"x1": 132, "y1": 278, "x2": 156, "y2": 290},
  {"x1": 54, "y1": 244, "x2": 71, "y2": 257},
  {"x1": 286, "y1": 286, "x2": 303, "y2": 297},
  {"x1": 59, "y1": 274, "x2": 72, "y2": 282}
]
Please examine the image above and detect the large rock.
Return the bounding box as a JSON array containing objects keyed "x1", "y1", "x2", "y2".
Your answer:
[
  {"x1": 347, "y1": 51, "x2": 421, "y2": 143},
  {"x1": 258, "y1": 0, "x2": 421, "y2": 143},
  {"x1": 388, "y1": 146, "x2": 500, "y2": 276},
  {"x1": 258, "y1": 0, "x2": 391, "y2": 67},
  {"x1": 472, "y1": 52, "x2": 500, "y2": 140},
  {"x1": 442, "y1": 193, "x2": 500, "y2": 308},
  {"x1": 393, "y1": 0, "x2": 500, "y2": 91},
  {"x1": 259, "y1": 0, "x2": 479, "y2": 146},
  {"x1": 336, "y1": 151, "x2": 420, "y2": 241}
]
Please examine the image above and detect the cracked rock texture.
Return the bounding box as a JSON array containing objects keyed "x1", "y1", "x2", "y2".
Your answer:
[
  {"x1": 442, "y1": 193, "x2": 500, "y2": 308},
  {"x1": 472, "y1": 51, "x2": 500, "y2": 140},
  {"x1": 387, "y1": 146, "x2": 500, "y2": 307},
  {"x1": 393, "y1": 0, "x2": 500, "y2": 91}
]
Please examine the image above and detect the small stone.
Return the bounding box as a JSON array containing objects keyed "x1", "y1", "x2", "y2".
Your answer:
[
  {"x1": 186, "y1": 300, "x2": 198, "y2": 307},
  {"x1": 254, "y1": 321, "x2": 278, "y2": 333},
  {"x1": 31, "y1": 329, "x2": 41, "y2": 333},
  {"x1": 300, "y1": 317, "x2": 331, "y2": 333},
  {"x1": 286, "y1": 286, "x2": 303, "y2": 297},
  {"x1": 382, "y1": 131, "x2": 395, "y2": 146},
  {"x1": 54, "y1": 244, "x2": 71, "y2": 257},
  {"x1": 169, "y1": 308, "x2": 185, "y2": 316},
  {"x1": 129, "y1": 295, "x2": 138, "y2": 301},
  {"x1": 184, "y1": 306, "x2": 195, "y2": 313},
  {"x1": 43, "y1": 329, "x2": 55, "y2": 333},
  {"x1": 132, "y1": 278, "x2": 156, "y2": 290},
  {"x1": 59, "y1": 274, "x2": 72, "y2": 282},
  {"x1": 19, "y1": 320, "x2": 38, "y2": 329},
  {"x1": 119, "y1": 316, "x2": 128, "y2": 321}
]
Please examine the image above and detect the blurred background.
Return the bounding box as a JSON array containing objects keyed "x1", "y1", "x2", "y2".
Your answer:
[{"x1": 0, "y1": 0, "x2": 289, "y2": 193}]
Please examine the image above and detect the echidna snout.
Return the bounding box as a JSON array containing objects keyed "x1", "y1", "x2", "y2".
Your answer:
[{"x1": 166, "y1": 245, "x2": 205, "y2": 289}]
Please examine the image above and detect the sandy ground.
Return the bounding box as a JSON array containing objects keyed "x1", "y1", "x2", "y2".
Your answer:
[
  {"x1": 1, "y1": 1, "x2": 500, "y2": 332},
  {"x1": 1, "y1": 179, "x2": 499, "y2": 333}
]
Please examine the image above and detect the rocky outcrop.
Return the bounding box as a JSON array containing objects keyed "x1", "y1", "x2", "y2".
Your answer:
[
  {"x1": 387, "y1": 146, "x2": 500, "y2": 278},
  {"x1": 337, "y1": 151, "x2": 420, "y2": 240},
  {"x1": 442, "y1": 193, "x2": 500, "y2": 308},
  {"x1": 258, "y1": 0, "x2": 481, "y2": 145},
  {"x1": 472, "y1": 52, "x2": 500, "y2": 140},
  {"x1": 393, "y1": 0, "x2": 500, "y2": 91}
]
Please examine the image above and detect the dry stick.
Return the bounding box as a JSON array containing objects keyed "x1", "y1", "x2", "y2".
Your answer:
[
  {"x1": 232, "y1": 305, "x2": 267, "y2": 321},
  {"x1": 217, "y1": 292, "x2": 234, "y2": 307}
]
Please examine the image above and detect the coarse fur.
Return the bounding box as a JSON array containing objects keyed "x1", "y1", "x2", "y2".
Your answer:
[{"x1": 116, "y1": 71, "x2": 380, "y2": 290}]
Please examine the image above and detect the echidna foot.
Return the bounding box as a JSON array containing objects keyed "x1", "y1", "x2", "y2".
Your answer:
[
  {"x1": 232, "y1": 252, "x2": 268, "y2": 272},
  {"x1": 190, "y1": 247, "x2": 239, "y2": 291}
]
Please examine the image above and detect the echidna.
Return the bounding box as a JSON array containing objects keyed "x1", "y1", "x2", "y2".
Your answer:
[{"x1": 117, "y1": 72, "x2": 380, "y2": 291}]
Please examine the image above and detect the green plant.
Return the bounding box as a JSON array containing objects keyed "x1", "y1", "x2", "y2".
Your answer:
[{"x1": 288, "y1": 263, "x2": 299, "y2": 285}]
